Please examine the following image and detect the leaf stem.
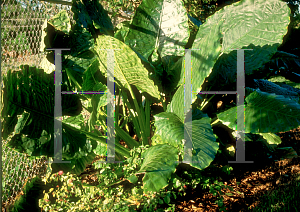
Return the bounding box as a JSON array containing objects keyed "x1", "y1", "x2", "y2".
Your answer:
[
  {"x1": 200, "y1": 94, "x2": 216, "y2": 111},
  {"x1": 63, "y1": 121, "x2": 131, "y2": 158},
  {"x1": 65, "y1": 68, "x2": 82, "y2": 91},
  {"x1": 211, "y1": 118, "x2": 221, "y2": 127},
  {"x1": 127, "y1": 87, "x2": 148, "y2": 146},
  {"x1": 82, "y1": 130, "x2": 131, "y2": 158},
  {"x1": 162, "y1": 95, "x2": 167, "y2": 111}
]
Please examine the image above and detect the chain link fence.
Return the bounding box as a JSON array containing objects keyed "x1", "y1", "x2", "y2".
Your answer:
[
  {"x1": 1, "y1": 1, "x2": 75, "y2": 210},
  {"x1": 1, "y1": 0, "x2": 134, "y2": 210}
]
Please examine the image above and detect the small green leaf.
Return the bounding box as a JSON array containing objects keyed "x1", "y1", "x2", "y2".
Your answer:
[
  {"x1": 127, "y1": 174, "x2": 138, "y2": 184},
  {"x1": 164, "y1": 195, "x2": 171, "y2": 204},
  {"x1": 217, "y1": 200, "x2": 224, "y2": 207},
  {"x1": 172, "y1": 192, "x2": 177, "y2": 200}
]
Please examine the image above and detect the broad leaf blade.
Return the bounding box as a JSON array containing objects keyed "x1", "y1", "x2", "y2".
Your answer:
[
  {"x1": 206, "y1": 0, "x2": 290, "y2": 89},
  {"x1": 221, "y1": 0, "x2": 290, "y2": 54},
  {"x1": 94, "y1": 35, "x2": 161, "y2": 100},
  {"x1": 40, "y1": 10, "x2": 71, "y2": 52},
  {"x1": 217, "y1": 90, "x2": 300, "y2": 133},
  {"x1": 154, "y1": 113, "x2": 218, "y2": 170},
  {"x1": 1, "y1": 66, "x2": 92, "y2": 176},
  {"x1": 167, "y1": 2, "x2": 224, "y2": 106},
  {"x1": 124, "y1": 0, "x2": 190, "y2": 60},
  {"x1": 138, "y1": 144, "x2": 178, "y2": 193},
  {"x1": 48, "y1": 10, "x2": 71, "y2": 34},
  {"x1": 189, "y1": 4, "x2": 224, "y2": 103},
  {"x1": 71, "y1": 0, "x2": 114, "y2": 37},
  {"x1": 166, "y1": 84, "x2": 185, "y2": 121}
]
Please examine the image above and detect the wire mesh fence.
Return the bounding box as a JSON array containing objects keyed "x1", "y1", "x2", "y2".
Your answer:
[
  {"x1": 1, "y1": 0, "x2": 134, "y2": 210},
  {"x1": 1, "y1": 1, "x2": 75, "y2": 210},
  {"x1": 1, "y1": 0, "x2": 75, "y2": 74}
]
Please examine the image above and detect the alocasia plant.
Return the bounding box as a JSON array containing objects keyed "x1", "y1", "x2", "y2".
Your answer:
[{"x1": 2, "y1": 0, "x2": 300, "y2": 196}]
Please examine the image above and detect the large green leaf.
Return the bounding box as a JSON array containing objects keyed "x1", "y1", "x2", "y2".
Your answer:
[
  {"x1": 124, "y1": 0, "x2": 190, "y2": 61},
  {"x1": 1, "y1": 65, "x2": 94, "y2": 176},
  {"x1": 153, "y1": 113, "x2": 218, "y2": 170},
  {"x1": 62, "y1": 50, "x2": 98, "y2": 91},
  {"x1": 68, "y1": 25, "x2": 95, "y2": 57},
  {"x1": 206, "y1": 0, "x2": 290, "y2": 89},
  {"x1": 166, "y1": 0, "x2": 224, "y2": 106},
  {"x1": 166, "y1": 84, "x2": 185, "y2": 121},
  {"x1": 136, "y1": 144, "x2": 178, "y2": 193},
  {"x1": 40, "y1": 10, "x2": 71, "y2": 53},
  {"x1": 71, "y1": 0, "x2": 114, "y2": 37},
  {"x1": 188, "y1": 2, "x2": 224, "y2": 103},
  {"x1": 220, "y1": 0, "x2": 290, "y2": 54},
  {"x1": 48, "y1": 10, "x2": 71, "y2": 34},
  {"x1": 217, "y1": 90, "x2": 300, "y2": 133},
  {"x1": 94, "y1": 35, "x2": 161, "y2": 100},
  {"x1": 1, "y1": 66, "x2": 80, "y2": 139},
  {"x1": 170, "y1": 0, "x2": 290, "y2": 106},
  {"x1": 114, "y1": 21, "x2": 131, "y2": 43}
]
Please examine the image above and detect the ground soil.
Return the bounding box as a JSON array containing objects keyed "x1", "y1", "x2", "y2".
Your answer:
[
  {"x1": 166, "y1": 94, "x2": 300, "y2": 212},
  {"x1": 171, "y1": 128, "x2": 300, "y2": 212}
]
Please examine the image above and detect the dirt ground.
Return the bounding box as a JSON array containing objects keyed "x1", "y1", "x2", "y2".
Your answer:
[{"x1": 172, "y1": 127, "x2": 300, "y2": 212}]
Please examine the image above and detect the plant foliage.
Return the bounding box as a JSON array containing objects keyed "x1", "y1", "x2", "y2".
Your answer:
[{"x1": 2, "y1": 0, "x2": 300, "y2": 210}]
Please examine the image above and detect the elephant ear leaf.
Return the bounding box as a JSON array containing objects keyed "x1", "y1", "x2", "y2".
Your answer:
[
  {"x1": 1, "y1": 65, "x2": 93, "y2": 176},
  {"x1": 206, "y1": 0, "x2": 290, "y2": 89},
  {"x1": 136, "y1": 144, "x2": 178, "y2": 194},
  {"x1": 124, "y1": 0, "x2": 190, "y2": 61},
  {"x1": 217, "y1": 90, "x2": 300, "y2": 133},
  {"x1": 94, "y1": 35, "x2": 161, "y2": 100},
  {"x1": 153, "y1": 113, "x2": 219, "y2": 171},
  {"x1": 259, "y1": 133, "x2": 282, "y2": 151},
  {"x1": 71, "y1": 0, "x2": 114, "y2": 37},
  {"x1": 40, "y1": 10, "x2": 71, "y2": 53},
  {"x1": 48, "y1": 10, "x2": 71, "y2": 35}
]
